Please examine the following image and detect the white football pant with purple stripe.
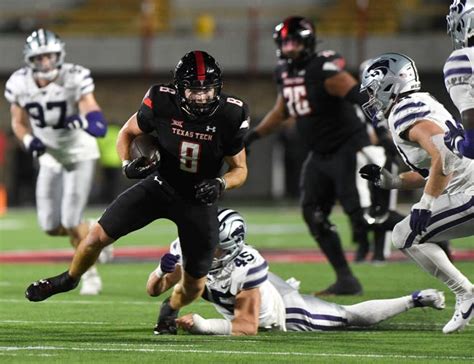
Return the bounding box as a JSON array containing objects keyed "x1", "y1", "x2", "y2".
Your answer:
[
  {"x1": 393, "y1": 193, "x2": 474, "y2": 248},
  {"x1": 392, "y1": 193, "x2": 474, "y2": 297}
]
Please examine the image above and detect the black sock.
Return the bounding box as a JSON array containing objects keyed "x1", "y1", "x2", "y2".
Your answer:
[
  {"x1": 51, "y1": 270, "x2": 80, "y2": 293},
  {"x1": 158, "y1": 297, "x2": 179, "y2": 323},
  {"x1": 315, "y1": 230, "x2": 353, "y2": 279}
]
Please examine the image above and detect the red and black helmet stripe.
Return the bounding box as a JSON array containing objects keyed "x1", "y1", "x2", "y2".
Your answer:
[{"x1": 193, "y1": 51, "x2": 206, "y2": 81}]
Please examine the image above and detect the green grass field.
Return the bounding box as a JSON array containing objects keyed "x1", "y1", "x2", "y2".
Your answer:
[{"x1": 1, "y1": 206, "x2": 473, "y2": 363}]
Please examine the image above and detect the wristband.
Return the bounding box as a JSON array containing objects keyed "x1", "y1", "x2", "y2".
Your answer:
[
  {"x1": 122, "y1": 160, "x2": 131, "y2": 167},
  {"x1": 23, "y1": 134, "x2": 34, "y2": 149},
  {"x1": 419, "y1": 193, "x2": 436, "y2": 210},
  {"x1": 154, "y1": 265, "x2": 164, "y2": 279}
]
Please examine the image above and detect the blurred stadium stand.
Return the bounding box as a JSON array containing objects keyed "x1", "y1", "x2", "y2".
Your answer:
[{"x1": 0, "y1": 0, "x2": 456, "y2": 206}]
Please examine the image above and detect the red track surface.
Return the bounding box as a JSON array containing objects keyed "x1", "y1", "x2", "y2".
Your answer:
[{"x1": 1, "y1": 247, "x2": 474, "y2": 264}]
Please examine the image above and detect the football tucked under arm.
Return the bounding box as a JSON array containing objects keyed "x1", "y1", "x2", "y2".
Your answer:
[{"x1": 122, "y1": 134, "x2": 161, "y2": 179}]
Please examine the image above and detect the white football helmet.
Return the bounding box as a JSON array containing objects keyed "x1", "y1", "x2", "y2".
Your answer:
[
  {"x1": 210, "y1": 208, "x2": 246, "y2": 273},
  {"x1": 24, "y1": 28, "x2": 65, "y2": 80},
  {"x1": 447, "y1": 0, "x2": 474, "y2": 49},
  {"x1": 360, "y1": 53, "x2": 421, "y2": 126}
]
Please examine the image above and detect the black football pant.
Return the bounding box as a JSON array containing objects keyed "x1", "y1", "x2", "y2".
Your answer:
[
  {"x1": 300, "y1": 141, "x2": 368, "y2": 280},
  {"x1": 99, "y1": 173, "x2": 219, "y2": 278}
]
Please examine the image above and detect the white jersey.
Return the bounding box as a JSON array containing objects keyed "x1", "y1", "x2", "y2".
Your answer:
[
  {"x1": 5, "y1": 63, "x2": 100, "y2": 166},
  {"x1": 388, "y1": 92, "x2": 474, "y2": 195},
  {"x1": 169, "y1": 239, "x2": 286, "y2": 331},
  {"x1": 443, "y1": 47, "x2": 474, "y2": 114}
]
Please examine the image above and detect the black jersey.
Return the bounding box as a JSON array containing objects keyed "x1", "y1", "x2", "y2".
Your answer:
[
  {"x1": 275, "y1": 50, "x2": 368, "y2": 153},
  {"x1": 136, "y1": 84, "x2": 249, "y2": 199}
]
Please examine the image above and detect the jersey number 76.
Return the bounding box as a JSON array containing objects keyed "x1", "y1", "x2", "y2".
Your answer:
[{"x1": 283, "y1": 85, "x2": 311, "y2": 117}]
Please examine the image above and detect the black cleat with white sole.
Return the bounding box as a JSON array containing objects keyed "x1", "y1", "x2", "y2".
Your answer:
[
  {"x1": 153, "y1": 297, "x2": 179, "y2": 335},
  {"x1": 25, "y1": 270, "x2": 79, "y2": 302}
]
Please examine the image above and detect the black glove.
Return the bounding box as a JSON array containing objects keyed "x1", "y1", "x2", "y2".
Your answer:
[
  {"x1": 359, "y1": 164, "x2": 382, "y2": 184},
  {"x1": 243, "y1": 129, "x2": 261, "y2": 155},
  {"x1": 122, "y1": 156, "x2": 158, "y2": 179},
  {"x1": 359, "y1": 163, "x2": 402, "y2": 190},
  {"x1": 195, "y1": 178, "x2": 225, "y2": 204}
]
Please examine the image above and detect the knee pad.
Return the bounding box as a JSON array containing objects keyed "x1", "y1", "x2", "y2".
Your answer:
[{"x1": 302, "y1": 206, "x2": 335, "y2": 239}]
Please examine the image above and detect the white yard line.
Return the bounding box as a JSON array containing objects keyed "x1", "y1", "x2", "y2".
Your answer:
[{"x1": 0, "y1": 345, "x2": 472, "y2": 361}]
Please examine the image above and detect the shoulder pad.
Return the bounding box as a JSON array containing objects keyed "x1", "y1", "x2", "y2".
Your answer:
[
  {"x1": 317, "y1": 50, "x2": 345, "y2": 72},
  {"x1": 5, "y1": 68, "x2": 30, "y2": 103},
  {"x1": 62, "y1": 63, "x2": 95, "y2": 94},
  {"x1": 390, "y1": 94, "x2": 431, "y2": 134}
]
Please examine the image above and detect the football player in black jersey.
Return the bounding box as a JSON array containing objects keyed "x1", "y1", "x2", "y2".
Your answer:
[
  {"x1": 24, "y1": 51, "x2": 250, "y2": 334},
  {"x1": 245, "y1": 16, "x2": 373, "y2": 296}
]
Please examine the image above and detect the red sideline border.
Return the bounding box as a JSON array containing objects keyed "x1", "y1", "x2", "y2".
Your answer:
[{"x1": 1, "y1": 247, "x2": 474, "y2": 264}]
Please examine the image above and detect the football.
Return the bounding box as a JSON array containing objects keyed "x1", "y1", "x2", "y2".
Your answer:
[{"x1": 129, "y1": 134, "x2": 161, "y2": 165}]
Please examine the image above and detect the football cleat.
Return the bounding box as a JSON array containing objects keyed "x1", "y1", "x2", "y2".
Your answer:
[
  {"x1": 79, "y1": 269, "x2": 102, "y2": 296},
  {"x1": 411, "y1": 289, "x2": 445, "y2": 310},
  {"x1": 154, "y1": 297, "x2": 179, "y2": 335},
  {"x1": 314, "y1": 276, "x2": 363, "y2": 296},
  {"x1": 443, "y1": 291, "x2": 473, "y2": 334},
  {"x1": 153, "y1": 320, "x2": 177, "y2": 335},
  {"x1": 25, "y1": 270, "x2": 79, "y2": 302}
]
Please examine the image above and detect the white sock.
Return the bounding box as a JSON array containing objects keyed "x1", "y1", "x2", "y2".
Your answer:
[
  {"x1": 403, "y1": 244, "x2": 472, "y2": 295},
  {"x1": 344, "y1": 296, "x2": 411, "y2": 326}
]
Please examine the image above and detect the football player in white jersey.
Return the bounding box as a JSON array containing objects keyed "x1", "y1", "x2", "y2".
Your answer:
[
  {"x1": 146, "y1": 208, "x2": 445, "y2": 335},
  {"x1": 359, "y1": 53, "x2": 474, "y2": 334},
  {"x1": 444, "y1": 0, "x2": 474, "y2": 159},
  {"x1": 4, "y1": 29, "x2": 109, "y2": 295}
]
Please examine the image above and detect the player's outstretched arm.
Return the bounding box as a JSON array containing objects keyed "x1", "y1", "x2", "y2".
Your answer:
[
  {"x1": 146, "y1": 254, "x2": 182, "y2": 297},
  {"x1": 65, "y1": 93, "x2": 108, "y2": 137},
  {"x1": 406, "y1": 120, "x2": 454, "y2": 234},
  {"x1": 176, "y1": 288, "x2": 261, "y2": 336},
  {"x1": 407, "y1": 120, "x2": 453, "y2": 199},
  {"x1": 10, "y1": 103, "x2": 46, "y2": 157},
  {"x1": 245, "y1": 95, "x2": 288, "y2": 146}
]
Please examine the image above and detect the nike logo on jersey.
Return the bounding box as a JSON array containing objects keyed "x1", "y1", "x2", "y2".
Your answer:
[
  {"x1": 154, "y1": 176, "x2": 163, "y2": 185},
  {"x1": 461, "y1": 304, "x2": 473, "y2": 319}
]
